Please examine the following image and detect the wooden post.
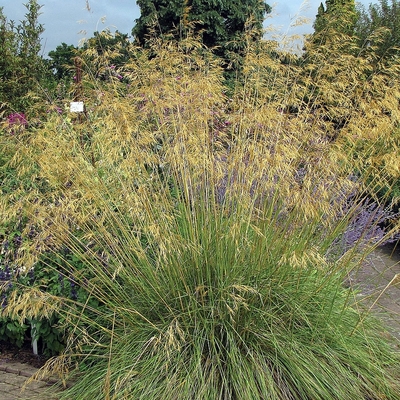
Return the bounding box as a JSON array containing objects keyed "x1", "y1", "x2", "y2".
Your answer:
[
  {"x1": 71, "y1": 57, "x2": 94, "y2": 165},
  {"x1": 74, "y1": 57, "x2": 85, "y2": 148}
]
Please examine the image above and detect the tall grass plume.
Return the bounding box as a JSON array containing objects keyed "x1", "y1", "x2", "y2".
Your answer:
[{"x1": 1, "y1": 29, "x2": 400, "y2": 399}]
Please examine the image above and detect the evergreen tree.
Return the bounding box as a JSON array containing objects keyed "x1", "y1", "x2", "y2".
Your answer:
[
  {"x1": 82, "y1": 30, "x2": 132, "y2": 66},
  {"x1": 354, "y1": 0, "x2": 400, "y2": 214},
  {"x1": 313, "y1": 0, "x2": 357, "y2": 37},
  {"x1": 355, "y1": 0, "x2": 400, "y2": 59},
  {"x1": 48, "y1": 43, "x2": 77, "y2": 80},
  {"x1": 132, "y1": 0, "x2": 271, "y2": 65}
]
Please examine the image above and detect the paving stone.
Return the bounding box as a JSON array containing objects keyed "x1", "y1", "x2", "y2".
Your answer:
[
  {"x1": 1, "y1": 373, "x2": 23, "y2": 386},
  {"x1": 0, "y1": 365, "x2": 61, "y2": 400},
  {"x1": 352, "y1": 246, "x2": 400, "y2": 342}
]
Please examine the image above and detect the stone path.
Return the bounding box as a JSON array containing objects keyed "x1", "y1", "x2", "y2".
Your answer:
[
  {"x1": 350, "y1": 244, "x2": 400, "y2": 342},
  {"x1": 0, "y1": 361, "x2": 60, "y2": 400}
]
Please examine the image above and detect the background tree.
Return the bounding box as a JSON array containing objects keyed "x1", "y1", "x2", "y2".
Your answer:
[
  {"x1": 82, "y1": 30, "x2": 132, "y2": 66},
  {"x1": 17, "y1": 0, "x2": 44, "y2": 62},
  {"x1": 306, "y1": 0, "x2": 400, "y2": 231},
  {"x1": 352, "y1": 0, "x2": 400, "y2": 216},
  {"x1": 0, "y1": 7, "x2": 19, "y2": 113},
  {"x1": 313, "y1": 0, "x2": 357, "y2": 42},
  {"x1": 0, "y1": 0, "x2": 49, "y2": 114},
  {"x1": 78, "y1": 30, "x2": 134, "y2": 83},
  {"x1": 132, "y1": 0, "x2": 271, "y2": 68},
  {"x1": 48, "y1": 42, "x2": 77, "y2": 80},
  {"x1": 355, "y1": 0, "x2": 400, "y2": 60}
]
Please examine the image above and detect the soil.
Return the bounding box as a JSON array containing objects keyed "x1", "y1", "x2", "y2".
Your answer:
[{"x1": 0, "y1": 340, "x2": 49, "y2": 369}]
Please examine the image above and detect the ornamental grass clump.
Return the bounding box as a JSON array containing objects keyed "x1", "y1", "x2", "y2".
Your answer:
[{"x1": 1, "y1": 32, "x2": 400, "y2": 399}]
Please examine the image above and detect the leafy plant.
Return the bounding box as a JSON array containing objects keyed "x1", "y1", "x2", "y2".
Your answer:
[
  {"x1": 0, "y1": 1, "x2": 50, "y2": 114},
  {"x1": 0, "y1": 317, "x2": 28, "y2": 347}
]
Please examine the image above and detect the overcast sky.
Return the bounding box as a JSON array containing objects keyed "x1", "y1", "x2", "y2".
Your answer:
[{"x1": 0, "y1": 0, "x2": 373, "y2": 56}]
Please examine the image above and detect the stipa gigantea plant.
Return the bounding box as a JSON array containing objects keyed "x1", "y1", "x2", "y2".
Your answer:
[
  {"x1": 2, "y1": 32, "x2": 400, "y2": 399},
  {"x1": 18, "y1": 142, "x2": 400, "y2": 399}
]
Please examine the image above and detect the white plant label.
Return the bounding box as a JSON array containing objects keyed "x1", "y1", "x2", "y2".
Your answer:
[{"x1": 70, "y1": 102, "x2": 84, "y2": 112}]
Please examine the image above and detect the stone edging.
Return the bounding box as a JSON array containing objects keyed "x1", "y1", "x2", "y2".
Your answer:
[{"x1": 0, "y1": 363, "x2": 59, "y2": 384}]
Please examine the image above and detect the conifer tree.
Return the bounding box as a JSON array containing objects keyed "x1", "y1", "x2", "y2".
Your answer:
[
  {"x1": 132, "y1": 0, "x2": 271, "y2": 65},
  {"x1": 48, "y1": 43, "x2": 77, "y2": 80},
  {"x1": 313, "y1": 0, "x2": 357, "y2": 37},
  {"x1": 355, "y1": 0, "x2": 400, "y2": 59}
]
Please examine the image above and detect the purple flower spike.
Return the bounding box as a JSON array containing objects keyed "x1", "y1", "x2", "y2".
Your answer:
[
  {"x1": 7, "y1": 113, "x2": 28, "y2": 131},
  {"x1": 1, "y1": 293, "x2": 7, "y2": 308}
]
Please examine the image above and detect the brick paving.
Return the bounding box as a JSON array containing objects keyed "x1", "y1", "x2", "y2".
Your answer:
[
  {"x1": 351, "y1": 245, "x2": 400, "y2": 342},
  {"x1": 0, "y1": 246, "x2": 398, "y2": 399},
  {"x1": 0, "y1": 361, "x2": 60, "y2": 400}
]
